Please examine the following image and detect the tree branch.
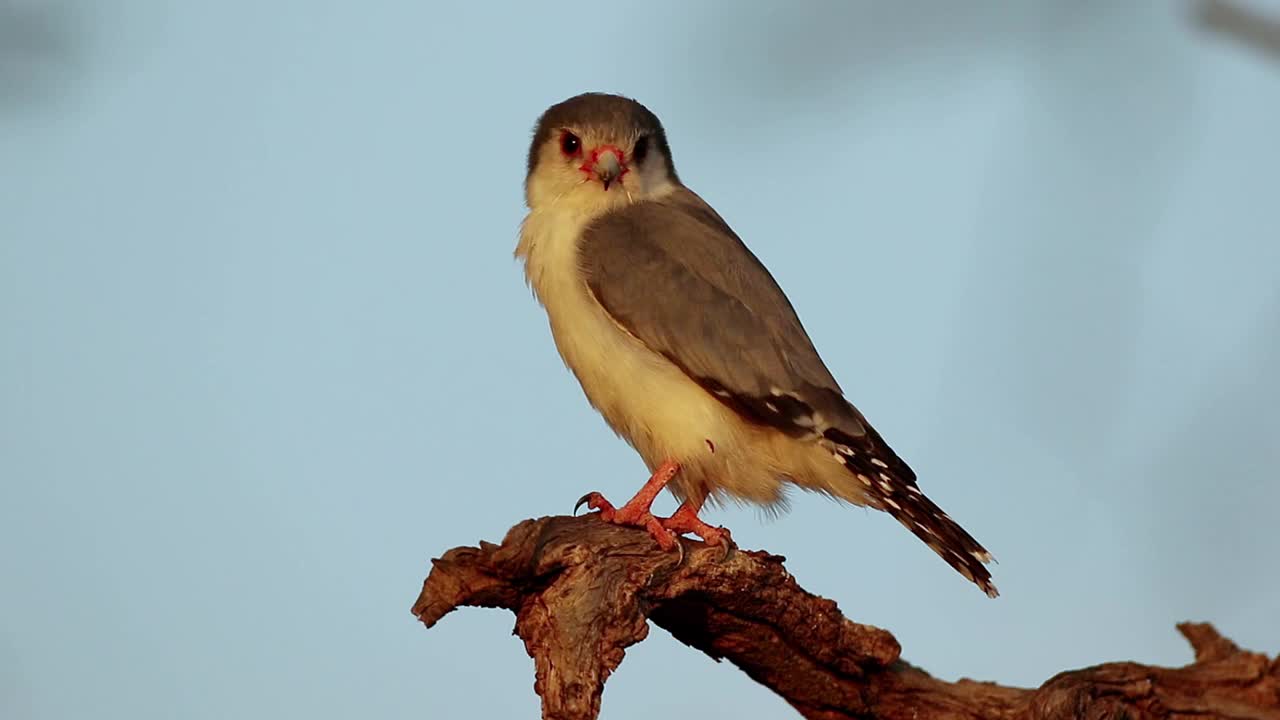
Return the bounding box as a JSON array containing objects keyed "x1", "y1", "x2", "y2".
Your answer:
[{"x1": 412, "y1": 515, "x2": 1280, "y2": 720}]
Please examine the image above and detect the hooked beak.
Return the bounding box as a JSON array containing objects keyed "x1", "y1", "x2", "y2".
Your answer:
[{"x1": 589, "y1": 148, "x2": 624, "y2": 190}]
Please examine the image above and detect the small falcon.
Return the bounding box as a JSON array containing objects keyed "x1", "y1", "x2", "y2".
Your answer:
[{"x1": 516, "y1": 92, "x2": 998, "y2": 597}]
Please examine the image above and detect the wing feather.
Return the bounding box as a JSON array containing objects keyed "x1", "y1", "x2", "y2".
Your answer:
[{"x1": 579, "y1": 188, "x2": 862, "y2": 442}]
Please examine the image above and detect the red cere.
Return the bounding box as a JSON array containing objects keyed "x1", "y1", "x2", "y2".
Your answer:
[{"x1": 578, "y1": 144, "x2": 630, "y2": 183}]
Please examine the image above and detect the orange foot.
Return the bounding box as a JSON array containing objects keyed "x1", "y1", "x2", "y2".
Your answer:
[
  {"x1": 662, "y1": 499, "x2": 734, "y2": 558},
  {"x1": 662, "y1": 501, "x2": 732, "y2": 546},
  {"x1": 575, "y1": 460, "x2": 681, "y2": 551}
]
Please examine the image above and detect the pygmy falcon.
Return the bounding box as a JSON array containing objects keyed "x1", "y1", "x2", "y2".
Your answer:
[{"x1": 516, "y1": 92, "x2": 997, "y2": 597}]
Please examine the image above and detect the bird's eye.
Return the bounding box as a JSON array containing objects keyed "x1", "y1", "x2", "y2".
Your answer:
[
  {"x1": 633, "y1": 136, "x2": 649, "y2": 163},
  {"x1": 560, "y1": 132, "x2": 581, "y2": 156}
]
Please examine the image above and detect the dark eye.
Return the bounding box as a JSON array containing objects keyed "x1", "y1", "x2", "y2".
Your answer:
[
  {"x1": 560, "y1": 132, "x2": 581, "y2": 156},
  {"x1": 633, "y1": 135, "x2": 649, "y2": 163}
]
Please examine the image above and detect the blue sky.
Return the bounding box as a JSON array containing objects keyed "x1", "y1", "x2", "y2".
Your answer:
[{"x1": 2, "y1": 2, "x2": 1278, "y2": 718}]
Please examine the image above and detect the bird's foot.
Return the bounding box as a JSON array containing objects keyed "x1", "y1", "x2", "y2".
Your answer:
[
  {"x1": 574, "y1": 460, "x2": 682, "y2": 552},
  {"x1": 662, "y1": 501, "x2": 735, "y2": 559},
  {"x1": 575, "y1": 491, "x2": 677, "y2": 551}
]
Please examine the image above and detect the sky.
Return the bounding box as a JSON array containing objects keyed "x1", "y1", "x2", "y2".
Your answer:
[{"x1": 2, "y1": 1, "x2": 1278, "y2": 718}]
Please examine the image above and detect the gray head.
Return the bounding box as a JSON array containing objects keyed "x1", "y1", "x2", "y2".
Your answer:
[{"x1": 524, "y1": 93, "x2": 680, "y2": 209}]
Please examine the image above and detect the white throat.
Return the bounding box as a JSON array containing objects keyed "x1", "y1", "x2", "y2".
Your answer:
[{"x1": 515, "y1": 179, "x2": 675, "y2": 301}]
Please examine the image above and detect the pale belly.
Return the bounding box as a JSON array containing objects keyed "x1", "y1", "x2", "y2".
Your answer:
[{"x1": 545, "y1": 279, "x2": 732, "y2": 468}]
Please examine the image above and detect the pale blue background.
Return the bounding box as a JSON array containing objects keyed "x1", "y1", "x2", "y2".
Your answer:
[{"x1": 2, "y1": 2, "x2": 1278, "y2": 718}]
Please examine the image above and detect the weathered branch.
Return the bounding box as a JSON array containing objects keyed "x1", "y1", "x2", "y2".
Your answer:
[{"x1": 412, "y1": 515, "x2": 1280, "y2": 720}]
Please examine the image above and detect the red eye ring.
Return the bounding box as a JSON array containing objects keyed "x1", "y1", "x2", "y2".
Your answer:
[{"x1": 560, "y1": 131, "x2": 582, "y2": 156}]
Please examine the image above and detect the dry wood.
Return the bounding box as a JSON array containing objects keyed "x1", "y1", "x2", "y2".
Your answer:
[{"x1": 413, "y1": 515, "x2": 1279, "y2": 720}]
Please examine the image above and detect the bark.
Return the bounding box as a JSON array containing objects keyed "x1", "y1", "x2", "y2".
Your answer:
[{"x1": 412, "y1": 515, "x2": 1280, "y2": 720}]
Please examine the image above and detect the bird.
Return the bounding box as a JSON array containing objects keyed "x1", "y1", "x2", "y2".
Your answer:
[{"x1": 515, "y1": 92, "x2": 998, "y2": 597}]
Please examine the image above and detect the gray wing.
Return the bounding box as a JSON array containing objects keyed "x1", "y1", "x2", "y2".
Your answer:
[
  {"x1": 580, "y1": 190, "x2": 1004, "y2": 591},
  {"x1": 578, "y1": 187, "x2": 895, "y2": 463}
]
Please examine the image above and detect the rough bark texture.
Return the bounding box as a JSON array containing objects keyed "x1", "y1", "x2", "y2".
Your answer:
[{"x1": 412, "y1": 515, "x2": 1280, "y2": 720}]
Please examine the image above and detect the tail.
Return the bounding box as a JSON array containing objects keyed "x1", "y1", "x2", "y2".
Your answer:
[{"x1": 823, "y1": 426, "x2": 999, "y2": 598}]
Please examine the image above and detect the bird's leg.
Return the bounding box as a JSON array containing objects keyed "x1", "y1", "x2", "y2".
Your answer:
[
  {"x1": 661, "y1": 494, "x2": 733, "y2": 551},
  {"x1": 574, "y1": 460, "x2": 681, "y2": 551}
]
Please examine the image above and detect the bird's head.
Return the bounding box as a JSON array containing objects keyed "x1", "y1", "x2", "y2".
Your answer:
[{"x1": 524, "y1": 93, "x2": 679, "y2": 211}]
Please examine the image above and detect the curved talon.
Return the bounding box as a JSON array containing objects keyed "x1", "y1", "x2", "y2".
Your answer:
[
  {"x1": 696, "y1": 527, "x2": 735, "y2": 561},
  {"x1": 573, "y1": 491, "x2": 617, "y2": 521},
  {"x1": 660, "y1": 499, "x2": 733, "y2": 558},
  {"x1": 718, "y1": 533, "x2": 737, "y2": 561},
  {"x1": 570, "y1": 460, "x2": 683, "y2": 551}
]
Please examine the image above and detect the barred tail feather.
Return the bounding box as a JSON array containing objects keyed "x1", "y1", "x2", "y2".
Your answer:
[
  {"x1": 880, "y1": 483, "x2": 998, "y2": 598},
  {"x1": 823, "y1": 427, "x2": 998, "y2": 598}
]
